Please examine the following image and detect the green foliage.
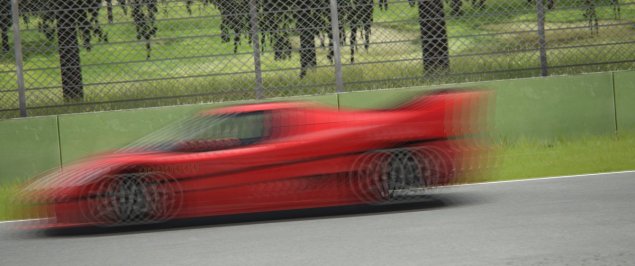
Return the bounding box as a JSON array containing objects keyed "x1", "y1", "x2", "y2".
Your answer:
[
  {"x1": 129, "y1": 0, "x2": 159, "y2": 58},
  {"x1": 19, "y1": 0, "x2": 108, "y2": 50},
  {"x1": 1, "y1": 0, "x2": 12, "y2": 52},
  {"x1": 210, "y1": 0, "x2": 379, "y2": 77}
]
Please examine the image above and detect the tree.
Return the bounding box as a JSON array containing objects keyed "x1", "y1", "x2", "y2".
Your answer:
[
  {"x1": 5, "y1": 0, "x2": 162, "y2": 101},
  {"x1": 10, "y1": 0, "x2": 164, "y2": 100},
  {"x1": 129, "y1": 0, "x2": 159, "y2": 59},
  {"x1": 447, "y1": 0, "x2": 485, "y2": 17},
  {"x1": 14, "y1": 0, "x2": 107, "y2": 100},
  {"x1": 471, "y1": 0, "x2": 485, "y2": 9},
  {"x1": 419, "y1": 0, "x2": 449, "y2": 74},
  {"x1": 211, "y1": 0, "x2": 330, "y2": 78},
  {"x1": 293, "y1": 1, "x2": 323, "y2": 77},
  {"x1": 450, "y1": 0, "x2": 463, "y2": 16},
  {"x1": 207, "y1": 0, "x2": 449, "y2": 77},
  {"x1": 348, "y1": 0, "x2": 374, "y2": 64},
  {"x1": 2, "y1": 0, "x2": 626, "y2": 100},
  {"x1": 1, "y1": 0, "x2": 12, "y2": 53},
  {"x1": 404, "y1": 0, "x2": 450, "y2": 74},
  {"x1": 525, "y1": 0, "x2": 621, "y2": 32},
  {"x1": 527, "y1": 0, "x2": 555, "y2": 10},
  {"x1": 214, "y1": 0, "x2": 249, "y2": 54},
  {"x1": 582, "y1": 0, "x2": 621, "y2": 33},
  {"x1": 92, "y1": 0, "x2": 627, "y2": 83},
  {"x1": 260, "y1": 0, "x2": 293, "y2": 61}
]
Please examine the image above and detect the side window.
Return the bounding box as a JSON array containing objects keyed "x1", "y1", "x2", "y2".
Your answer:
[
  {"x1": 124, "y1": 111, "x2": 271, "y2": 153},
  {"x1": 194, "y1": 111, "x2": 269, "y2": 145},
  {"x1": 235, "y1": 111, "x2": 267, "y2": 140}
]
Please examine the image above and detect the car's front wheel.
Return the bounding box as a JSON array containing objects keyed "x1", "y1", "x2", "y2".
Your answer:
[{"x1": 83, "y1": 172, "x2": 181, "y2": 226}]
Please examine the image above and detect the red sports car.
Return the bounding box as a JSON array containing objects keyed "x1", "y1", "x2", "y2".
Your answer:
[{"x1": 22, "y1": 89, "x2": 491, "y2": 228}]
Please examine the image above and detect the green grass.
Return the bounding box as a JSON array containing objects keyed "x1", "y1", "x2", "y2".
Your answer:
[
  {"x1": 0, "y1": 182, "x2": 24, "y2": 221},
  {"x1": 1, "y1": 131, "x2": 634, "y2": 221},
  {"x1": 488, "y1": 132, "x2": 635, "y2": 181}
]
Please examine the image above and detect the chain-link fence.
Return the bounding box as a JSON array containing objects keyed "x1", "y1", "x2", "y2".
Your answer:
[{"x1": 1, "y1": 0, "x2": 634, "y2": 118}]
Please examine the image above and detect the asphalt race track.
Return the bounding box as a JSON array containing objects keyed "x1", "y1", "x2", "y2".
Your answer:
[{"x1": 2, "y1": 172, "x2": 634, "y2": 265}]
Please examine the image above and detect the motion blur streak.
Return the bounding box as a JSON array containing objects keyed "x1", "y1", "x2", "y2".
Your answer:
[{"x1": 18, "y1": 89, "x2": 494, "y2": 229}]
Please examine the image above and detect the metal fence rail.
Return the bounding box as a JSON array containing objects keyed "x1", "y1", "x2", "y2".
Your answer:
[{"x1": 1, "y1": 0, "x2": 634, "y2": 118}]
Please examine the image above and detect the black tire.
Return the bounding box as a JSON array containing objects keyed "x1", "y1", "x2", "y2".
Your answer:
[
  {"x1": 84, "y1": 172, "x2": 181, "y2": 226},
  {"x1": 350, "y1": 149, "x2": 426, "y2": 204},
  {"x1": 379, "y1": 150, "x2": 425, "y2": 202}
]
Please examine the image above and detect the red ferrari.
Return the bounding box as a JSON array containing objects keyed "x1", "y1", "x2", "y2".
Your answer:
[{"x1": 22, "y1": 89, "x2": 491, "y2": 228}]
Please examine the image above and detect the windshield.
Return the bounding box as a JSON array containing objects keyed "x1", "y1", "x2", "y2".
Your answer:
[{"x1": 122, "y1": 111, "x2": 269, "y2": 152}]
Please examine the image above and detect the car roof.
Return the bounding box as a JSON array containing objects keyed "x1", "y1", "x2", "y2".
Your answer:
[{"x1": 200, "y1": 101, "x2": 315, "y2": 115}]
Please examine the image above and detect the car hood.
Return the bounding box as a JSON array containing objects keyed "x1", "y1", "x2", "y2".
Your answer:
[{"x1": 21, "y1": 151, "x2": 170, "y2": 202}]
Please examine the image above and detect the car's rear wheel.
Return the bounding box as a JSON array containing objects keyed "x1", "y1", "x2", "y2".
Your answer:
[
  {"x1": 383, "y1": 151, "x2": 424, "y2": 199},
  {"x1": 378, "y1": 150, "x2": 425, "y2": 202},
  {"x1": 350, "y1": 148, "x2": 427, "y2": 204},
  {"x1": 83, "y1": 172, "x2": 181, "y2": 226}
]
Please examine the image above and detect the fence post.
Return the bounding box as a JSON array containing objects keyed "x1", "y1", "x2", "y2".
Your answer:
[
  {"x1": 11, "y1": 0, "x2": 27, "y2": 117},
  {"x1": 536, "y1": 0, "x2": 548, "y2": 77},
  {"x1": 328, "y1": 0, "x2": 344, "y2": 93},
  {"x1": 249, "y1": 0, "x2": 264, "y2": 99}
]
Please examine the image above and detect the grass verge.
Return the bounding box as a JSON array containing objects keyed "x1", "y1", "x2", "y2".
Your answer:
[
  {"x1": 489, "y1": 132, "x2": 635, "y2": 181},
  {"x1": 1, "y1": 132, "x2": 634, "y2": 221},
  {"x1": 0, "y1": 182, "x2": 24, "y2": 221}
]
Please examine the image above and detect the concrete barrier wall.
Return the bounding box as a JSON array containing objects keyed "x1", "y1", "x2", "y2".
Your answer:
[
  {"x1": 338, "y1": 72, "x2": 617, "y2": 140},
  {"x1": 1, "y1": 71, "x2": 632, "y2": 184},
  {"x1": 613, "y1": 70, "x2": 635, "y2": 132},
  {"x1": 0, "y1": 116, "x2": 61, "y2": 185}
]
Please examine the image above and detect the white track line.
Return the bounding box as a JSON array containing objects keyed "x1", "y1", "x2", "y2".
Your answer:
[
  {"x1": 0, "y1": 218, "x2": 44, "y2": 225},
  {"x1": 461, "y1": 170, "x2": 635, "y2": 187},
  {"x1": 2, "y1": 170, "x2": 634, "y2": 225}
]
